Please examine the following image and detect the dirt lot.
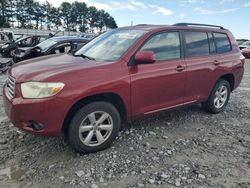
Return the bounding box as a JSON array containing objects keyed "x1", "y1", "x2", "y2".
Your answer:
[{"x1": 0, "y1": 59, "x2": 249, "y2": 188}]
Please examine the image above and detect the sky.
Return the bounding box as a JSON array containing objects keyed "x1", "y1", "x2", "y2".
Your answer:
[{"x1": 37, "y1": 0, "x2": 250, "y2": 39}]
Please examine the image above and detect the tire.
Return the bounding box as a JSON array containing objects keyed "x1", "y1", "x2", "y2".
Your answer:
[
  {"x1": 202, "y1": 79, "x2": 231, "y2": 114},
  {"x1": 68, "y1": 101, "x2": 121, "y2": 153}
]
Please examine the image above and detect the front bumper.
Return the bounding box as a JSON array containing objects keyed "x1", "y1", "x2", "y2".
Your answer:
[{"x1": 3, "y1": 84, "x2": 68, "y2": 137}]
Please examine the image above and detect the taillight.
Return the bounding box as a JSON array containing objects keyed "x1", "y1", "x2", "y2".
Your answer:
[{"x1": 240, "y1": 54, "x2": 245, "y2": 65}]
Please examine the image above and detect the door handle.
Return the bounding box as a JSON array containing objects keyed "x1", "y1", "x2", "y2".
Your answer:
[
  {"x1": 213, "y1": 60, "x2": 220, "y2": 65},
  {"x1": 175, "y1": 65, "x2": 185, "y2": 72}
]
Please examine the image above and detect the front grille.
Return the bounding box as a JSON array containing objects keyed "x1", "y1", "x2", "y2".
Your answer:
[{"x1": 6, "y1": 75, "x2": 15, "y2": 99}]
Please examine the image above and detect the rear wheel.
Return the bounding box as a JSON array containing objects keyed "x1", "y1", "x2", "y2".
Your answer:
[
  {"x1": 68, "y1": 102, "x2": 120, "y2": 153},
  {"x1": 203, "y1": 79, "x2": 231, "y2": 114}
]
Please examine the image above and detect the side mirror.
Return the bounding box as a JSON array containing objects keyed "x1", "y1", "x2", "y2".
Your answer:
[{"x1": 134, "y1": 50, "x2": 156, "y2": 64}]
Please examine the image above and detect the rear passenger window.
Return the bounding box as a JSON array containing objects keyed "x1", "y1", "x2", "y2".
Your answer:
[
  {"x1": 184, "y1": 31, "x2": 209, "y2": 57},
  {"x1": 140, "y1": 32, "x2": 181, "y2": 61},
  {"x1": 214, "y1": 33, "x2": 231, "y2": 53}
]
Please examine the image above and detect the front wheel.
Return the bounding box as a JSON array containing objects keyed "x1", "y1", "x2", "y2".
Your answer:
[
  {"x1": 68, "y1": 102, "x2": 121, "y2": 153},
  {"x1": 203, "y1": 79, "x2": 231, "y2": 114}
]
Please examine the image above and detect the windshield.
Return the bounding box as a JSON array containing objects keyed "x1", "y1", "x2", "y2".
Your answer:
[
  {"x1": 15, "y1": 37, "x2": 28, "y2": 43},
  {"x1": 75, "y1": 29, "x2": 146, "y2": 61},
  {"x1": 36, "y1": 39, "x2": 57, "y2": 52}
]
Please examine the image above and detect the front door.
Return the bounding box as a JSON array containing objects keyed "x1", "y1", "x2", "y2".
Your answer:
[{"x1": 130, "y1": 31, "x2": 186, "y2": 116}]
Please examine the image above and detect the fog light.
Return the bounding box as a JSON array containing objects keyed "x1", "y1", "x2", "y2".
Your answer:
[{"x1": 28, "y1": 121, "x2": 44, "y2": 131}]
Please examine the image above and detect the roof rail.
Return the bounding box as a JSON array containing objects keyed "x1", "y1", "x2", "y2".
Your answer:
[
  {"x1": 173, "y1": 23, "x2": 224, "y2": 29},
  {"x1": 136, "y1": 24, "x2": 149, "y2": 26}
]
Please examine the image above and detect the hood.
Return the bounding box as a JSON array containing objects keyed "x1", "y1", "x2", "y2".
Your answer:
[{"x1": 10, "y1": 54, "x2": 112, "y2": 82}]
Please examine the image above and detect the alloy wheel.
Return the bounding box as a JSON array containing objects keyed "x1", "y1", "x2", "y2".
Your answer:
[
  {"x1": 78, "y1": 111, "x2": 113, "y2": 147},
  {"x1": 214, "y1": 85, "x2": 228, "y2": 109}
]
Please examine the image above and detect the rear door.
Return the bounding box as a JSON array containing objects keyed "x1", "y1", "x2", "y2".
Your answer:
[
  {"x1": 130, "y1": 31, "x2": 186, "y2": 116},
  {"x1": 183, "y1": 31, "x2": 233, "y2": 103}
]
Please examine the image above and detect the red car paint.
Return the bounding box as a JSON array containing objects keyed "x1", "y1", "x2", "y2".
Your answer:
[
  {"x1": 3, "y1": 25, "x2": 244, "y2": 137},
  {"x1": 241, "y1": 48, "x2": 250, "y2": 58}
]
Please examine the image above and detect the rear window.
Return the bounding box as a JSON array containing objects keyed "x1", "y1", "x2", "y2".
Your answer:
[
  {"x1": 213, "y1": 33, "x2": 232, "y2": 53},
  {"x1": 184, "y1": 31, "x2": 209, "y2": 57}
]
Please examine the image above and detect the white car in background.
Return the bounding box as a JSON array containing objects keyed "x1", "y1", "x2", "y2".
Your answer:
[{"x1": 239, "y1": 41, "x2": 250, "y2": 50}]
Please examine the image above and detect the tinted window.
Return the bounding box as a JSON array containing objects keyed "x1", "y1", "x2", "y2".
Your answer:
[
  {"x1": 140, "y1": 32, "x2": 181, "y2": 61},
  {"x1": 185, "y1": 31, "x2": 209, "y2": 57},
  {"x1": 208, "y1": 33, "x2": 216, "y2": 54},
  {"x1": 214, "y1": 33, "x2": 231, "y2": 53}
]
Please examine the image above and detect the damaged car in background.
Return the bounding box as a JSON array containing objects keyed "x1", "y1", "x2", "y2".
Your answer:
[
  {"x1": 0, "y1": 31, "x2": 62, "y2": 57},
  {"x1": 239, "y1": 41, "x2": 250, "y2": 50},
  {"x1": 0, "y1": 35, "x2": 46, "y2": 57},
  {"x1": 0, "y1": 36, "x2": 90, "y2": 72},
  {"x1": 13, "y1": 36, "x2": 90, "y2": 63}
]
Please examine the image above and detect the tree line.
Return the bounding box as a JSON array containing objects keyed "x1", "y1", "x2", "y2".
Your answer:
[{"x1": 0, "y1": 0, "x2": 118, "y2": 33}]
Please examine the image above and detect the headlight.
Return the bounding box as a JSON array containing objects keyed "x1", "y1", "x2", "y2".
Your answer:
[{"x1": 21, "y1": 82, "x2": 65, "y2": 99}]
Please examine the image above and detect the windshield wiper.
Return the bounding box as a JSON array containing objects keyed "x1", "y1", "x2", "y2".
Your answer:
[{"x1": 75, "y1": 54, "x2": 96, "y2": 61}]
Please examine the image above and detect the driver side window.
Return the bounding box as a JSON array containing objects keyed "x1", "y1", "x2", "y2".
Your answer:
[
  {"x1": 23, "y1": 38, "x2": 32, "y2": 45},
  {"x1": 140, "y1": 32, "x2": 181, "y2": 61}
]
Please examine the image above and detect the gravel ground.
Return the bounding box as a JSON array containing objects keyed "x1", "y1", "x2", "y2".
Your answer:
[{"x1": 0, "y1": 59, "x2": 250, "y2": 188}]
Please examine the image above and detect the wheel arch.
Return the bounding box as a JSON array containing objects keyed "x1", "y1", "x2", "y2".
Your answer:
[
  {"x1": 62, "y1": 92, "x2": 127, "y2": 135},
  {"x1": 219, "y1": 73, "x2": 235, "y2": 91}
]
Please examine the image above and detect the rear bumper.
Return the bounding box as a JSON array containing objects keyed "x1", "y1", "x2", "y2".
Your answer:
[
  {"x1": 3, "y1": 84, "x2": 68, "y2": 137},
  {"x1": 233, "y1": 65, "x2": 244, "y2": 90}
]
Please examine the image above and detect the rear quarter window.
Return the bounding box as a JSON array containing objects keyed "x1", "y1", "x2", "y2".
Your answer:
[{"x1": 213, "y1": 33, "x2": 232, "y2": 53}]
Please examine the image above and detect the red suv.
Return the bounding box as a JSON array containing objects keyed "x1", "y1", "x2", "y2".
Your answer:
[{"x1": 3, "y1": 23, "x2": 245, "y2": 153}]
